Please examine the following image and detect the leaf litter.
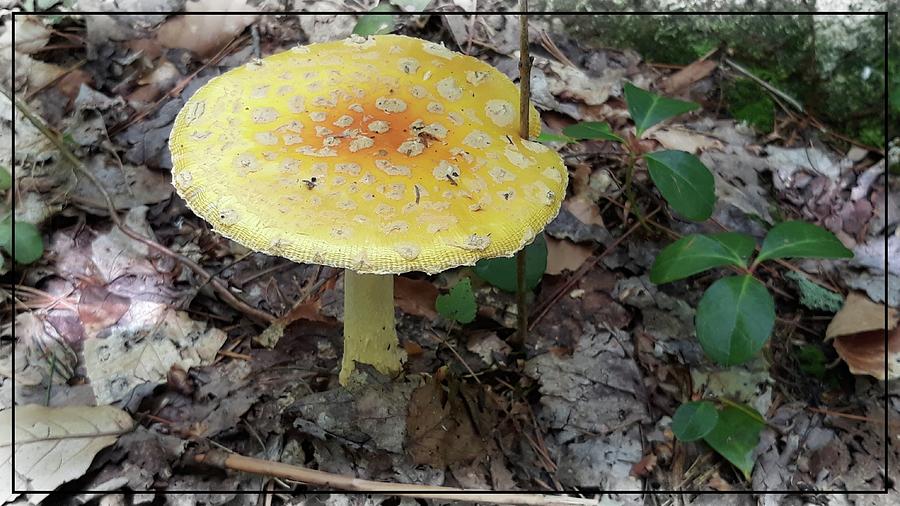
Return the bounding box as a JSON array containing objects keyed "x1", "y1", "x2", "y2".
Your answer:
[{"x1": 2, "y1": 6, "x2": 896, "y2": 504}]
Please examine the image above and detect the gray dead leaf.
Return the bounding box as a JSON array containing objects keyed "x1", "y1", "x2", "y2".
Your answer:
[
  {"x1": 83, "y1": 301, "x2": 226, "y2": 404},
  {"x1": 701, "y1": 151, "x2": 775, "y2": 225},
  {"x1": 0, "y1": 404, "x2": 133, "y2": 503},
  {"x1": 13, "y1": 52, "x2": 65, "y2": 93},
  {"x1": 841, "y1": 229, "x2": 899, "y2": 306},
  {"x1": 298, "y1": 6, "x2": 357, "y2": 43},
  {"x1": 545, "y1": 207, "x2": 611, "y2": 244},
  {"x1": 73, "y1": 156, "x2": 173, "y2": 210},
  {"x1": 614, "y1": 276, "x2": 704, "y2": 364},
  {"x1": 289, "y1": 368, "x2": 421, "y2": 454},
  {"x1": 691, "y1": 357, "x2": 773, "y2": 413},
  {"x1": 117, "y1": 79, "x2": 207, "y2": 169},
  {"x1": 766, "y1": 145, "x2": 852, "y2": 190},
  {"x1": 84, "y1": 426, "x2": 186, "y2": 493},
  {"x1": 524, "y1": 325, "x2": 646, "y2": 495},
  {"x1": 534, "y1": 55, "x2": 623, "y2": 107},
  {"x1": 528, "y1": 67, "x2": 582, "y2": 119},
  {"x1": 12, "y1": 99, "x2": 57, "y2": 162}
]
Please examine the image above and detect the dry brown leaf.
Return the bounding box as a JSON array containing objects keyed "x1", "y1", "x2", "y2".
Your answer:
[
  {"x1": 156, "y1": 0, "x2": 257, "y2": 57},
  {"x1": 0, "y1": 404, "x2": 133, "y2": 502},
  {"x1": 826, "y1": 292, "x2": 899, "y2": 380},
  {"x1": 77, "y1": 284, "x2": 131, "y2": 337},
  {"x1": 662, "y1": 59, "x2": 718, "y2": 94},
  {"x1": 394, "y1": 276, "x2": 439, "y2": 320},
  {"x1": 648, "y1": 127, "x2": 725, "y2": 154},
  {"x1": 545, "y1": 237, "x2": 593, "y2": 275},
  {"x1": 564, "y1": 196, "x2": 605, "y2": 227},
  {"x1": 406, "y1": 376, "x2": 484, "y2": 468}
]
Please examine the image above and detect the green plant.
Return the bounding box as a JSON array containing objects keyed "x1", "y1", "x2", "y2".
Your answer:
[
  {"x1": 436, "y1": 278, "x2": 477, "y2": 325},
  {"x1": 551, "y1": 84, "x2": 853, "y2": 478},
  {"x1": 673, "y1": 399, "x2": 766, "y2": 479},
  {"x1": 0, "y1": 216, "x2": 44, "y2": 266},
  {"x1": 474, "y1": 234, "x2": 548, "y2": 293}
]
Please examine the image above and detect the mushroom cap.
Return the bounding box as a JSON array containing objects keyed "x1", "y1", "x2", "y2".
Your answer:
[{"x1": 169, "y1": 34, "x2": 567, "y2": 275}]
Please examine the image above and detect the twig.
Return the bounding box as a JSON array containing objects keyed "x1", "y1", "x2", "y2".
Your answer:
[
  {"x1": 7, "y1": 90, "x2": 275, "y2": 325},
  {"x1": 194, "y1": 450, "x2": 596, "y2": 506},
  {"x1": 724, "y1": 58, "x2": 804, "y2": 113},
  {"x1": 217, "y1": 349, "x2": 252, "y2": 361},
  {"x1": 513, "y1": 0, "x2": 531, "y2": 348},
  {"x1": 806, "y1": 406, "x2": 900, "y2": 427}
]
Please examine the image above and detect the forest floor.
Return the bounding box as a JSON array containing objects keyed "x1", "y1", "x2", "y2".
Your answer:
[{"x1": 1, "y1": 5, "x2": 897, "y2": 506}]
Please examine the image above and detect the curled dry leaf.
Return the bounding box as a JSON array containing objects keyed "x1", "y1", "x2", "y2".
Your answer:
[
  {"x1": 661, "y1": 58, "x2": 718, "y2": 94},
  {"x1": 648, "y1": 127, "x2": 726, "y2": 154},
  {"x1": 0, "y1": 404, "x2": 134, "y2": 503},
  {"x1": 826, "y1": 292, "x2": 899, "y2": 380}
]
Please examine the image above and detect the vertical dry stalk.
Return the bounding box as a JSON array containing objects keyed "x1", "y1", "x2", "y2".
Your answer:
[{"x1": 514, "y1": 0, "x2": 532, "y2": 347}]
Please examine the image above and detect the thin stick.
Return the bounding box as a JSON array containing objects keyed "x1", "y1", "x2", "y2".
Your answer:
[
  {"x1": 194, "y1": 450, "x2": 596, "y2": 506},
  {"x1": 7, "y1": 91, "x2": 274, "y2": 324},
  {"x1": 513, "y1": 0, "x2": 531, "y2": 347}
]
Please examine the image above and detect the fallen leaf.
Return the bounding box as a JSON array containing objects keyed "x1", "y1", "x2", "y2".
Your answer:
[
  {"x1": 564, "y1": 196, "x2": 605, "y2": 227},
  {"x1": 545, "y1": 236, "x2": 593, "y2": 275},
  {"x1": 156, "y1": 0, "x2": 257, "y2": 57},
  {"x1": 0, "y1": 404, "x2": 133, "y2": 502},
  {"x1": 537, "y1": 56, "x2": 623, "y2": 107},
  {"x1": 14, "y1": 17, "x2": 51, "y2": 54},
  {"x1": 630, "y1": 453, "x2": 658, "y2": 477},
  {"x1": 662, "y1": 58, "x2": 718, "y2": 94},
  {"x1": 77, "y1": 283, "x2": 131, "y2": 337},
  {"x1": 83, "y1": 302, "x2": 227, "y2": 404},
  {"x1": 826, "y1": 292, "x2": 899, "y2": 380},
  {"x1": 394, "y1": 276, "x2": 439, "y2": 320},
  {"x1": 406, "y1": 376, "x2": 484, "y2": 468},
  {"x1": 648, "y1": 127, "x2": 725, "y2": 154}
]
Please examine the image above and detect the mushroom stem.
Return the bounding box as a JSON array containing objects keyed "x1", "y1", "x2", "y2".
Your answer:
[{"x1": 340, "y1": 271, "x2": 406, "y2": 385}]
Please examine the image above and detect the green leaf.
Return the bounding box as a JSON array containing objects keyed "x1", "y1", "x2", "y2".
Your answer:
[
  {"x1": 672, "y1": 401, "x2": 719, "y2": 442},
  {"x1": 651, "y1": 232, "x2": 755, "y2": 284},
  {"x1": 436, "y1": 278, "x2": 477, "y2": 324},
  {"x1": 624, "y1": 82, "x2": 700, "y2": 137},
  {"x1": 695, "y1": 275, "x2": 775, "y2": 366},
  {"x1": 562, "y1": 122, "x2": 624, "y2": 142},
  {"x1": 474, "y1": 234, "x2": 547, "y2": 293},
  {"x1": 703, "y1": 403, "x2": 765, "y2": 480},
  {"x1": 0, "y1": 218, "x2": 10, "y2": 252},
  {"x1": 535, "y1": 132, "x2": 573, "y2": 143},
  {"x1": 0, "y1": 166, "x2": 10, "y2": 191},
  {"x1": 644, "y1": 150, "x2": 716, "y2": 222},
  {"x1": 755, "y1": 221, "x2": 853, "y2": 264},
  {"x1": 352, "y1": 2, "x2": 398, "y2": 36},
  {"x1": 11, "y1": 221, "x2": 44, "y2": 264},
  {"x1": 796, "y1": 344, "x2": 827, "y2": 379}
]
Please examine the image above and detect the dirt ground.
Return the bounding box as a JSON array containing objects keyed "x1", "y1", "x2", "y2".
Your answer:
[{"x1": 2, "y1": 5, "x2": 897, "y2": 506}]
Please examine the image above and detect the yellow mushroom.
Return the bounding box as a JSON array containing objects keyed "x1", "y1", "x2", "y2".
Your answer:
[{"x1": 169, "y1": 34, "x2": 567, "y2": 385}]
